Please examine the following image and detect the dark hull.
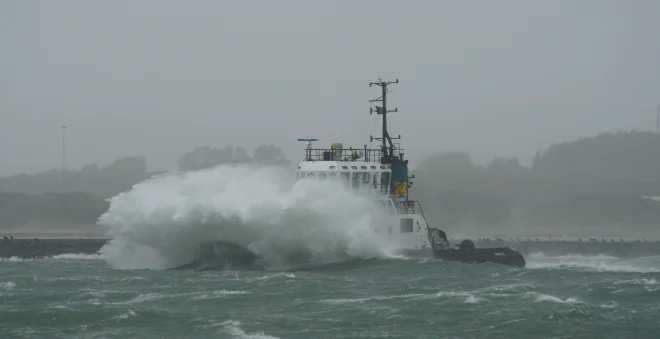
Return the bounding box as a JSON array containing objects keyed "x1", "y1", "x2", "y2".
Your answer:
[
  {"x1": 167, "y1": 240, "x2": 526, "y2": 271},
  {"x1": 433, "y1": 247, "x2": 526, "y2": 268},
  {"x1": 168, "y1": 241, "x2": 258, "y2": 271}
]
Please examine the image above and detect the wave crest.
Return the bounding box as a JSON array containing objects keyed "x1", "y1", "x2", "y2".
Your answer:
[
  {"x1": 526, "y1": 252, "x2": 660, "y2": 273},
  {"x1": 97, "y1": 164, "x2": 396, "y2": 270}
]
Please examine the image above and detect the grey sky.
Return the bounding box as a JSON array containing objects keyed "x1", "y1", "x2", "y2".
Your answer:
[{"x1": 2, "y1": 0, "x2": 659, "y2": 175}]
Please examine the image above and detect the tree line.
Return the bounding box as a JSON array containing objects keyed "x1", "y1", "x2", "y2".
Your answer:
[
  {"x1": 0, "y1": 144, "x2": 292, "y2": 198},
  {"x1": 176, "y1": 144, "x2": 291, "y2": 172},
  {"x1": 3, "y1": 132, "x2": 660, "y2": 235},
  {"x1": 410, "y1": 131, "x2": 660, "y2": 234},
  {"x1": 0, "y1": 144, "x2": 292, "y2": 229}
]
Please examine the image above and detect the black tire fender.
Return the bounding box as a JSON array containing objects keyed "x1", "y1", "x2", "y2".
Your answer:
[{"x1": 459, "y1": 239, "x2": 475, "y2": 251}]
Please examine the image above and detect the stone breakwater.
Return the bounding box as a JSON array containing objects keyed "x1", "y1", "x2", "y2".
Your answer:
[
  {"x1": 472, "y1": 239, "x2": 660, "y2": 258},
  {"x1": 0, "y1": 238, "x2": 107, "y2": 259},
  {"x1": 2, "y1": 238, "x2": 660, "y2": 260}
]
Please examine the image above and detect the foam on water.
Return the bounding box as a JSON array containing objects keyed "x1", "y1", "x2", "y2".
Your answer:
[
  {"x1": 526, "y1": 252, "x2": 660, "y2": 273},
  {"x1": 0, "y1": 254, "x2": 102, "y2": 262},
  {"x1": 97, "y1": 164, "x2": 399, "y2": 270},
  {"x1": 220, "y1": 320, "x2": 279, "y2": 339}
]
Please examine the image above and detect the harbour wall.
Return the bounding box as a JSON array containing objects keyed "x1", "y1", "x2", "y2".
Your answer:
[
  {"x1": 472, "y1": 239, "x2": 660, "y2": 258},
  {"x1": 2, "y1": 237, "x2": 660, "y2": 260},
  {"x1": 0, "y1": 238, "x2": 106, "y2": 260}
]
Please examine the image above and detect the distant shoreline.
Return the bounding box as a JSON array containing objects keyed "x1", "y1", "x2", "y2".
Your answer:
[
  {"x1": 0, "y1": 233, "x2": 108, "y2": 240},
  {"x1": 1, "y1": 232, "x2": 659, "y2": 242},
  {"x1": 0, "y1": 238, "x2": 107, "y2": 259},
  {"x1": 3, "y1": 237, "x2": 660, "y2": 261}
]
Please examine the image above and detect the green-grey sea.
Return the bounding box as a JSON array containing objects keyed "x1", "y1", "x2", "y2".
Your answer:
[
  {"x1": 1, "y1": 253, "x2": 658, "y2": 339},
  {"x1": 4, "y1": 167, "x2": 658, "y2": 338}
]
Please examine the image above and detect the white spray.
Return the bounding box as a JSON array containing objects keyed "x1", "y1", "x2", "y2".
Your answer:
[{"x1": 97, "y1": 164, "x2": 400, "y2": 270}]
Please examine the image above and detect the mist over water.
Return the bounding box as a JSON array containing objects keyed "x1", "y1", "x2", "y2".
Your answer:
[{"x1": 97, "y1": 165, "x2": 399, "y2": 270}]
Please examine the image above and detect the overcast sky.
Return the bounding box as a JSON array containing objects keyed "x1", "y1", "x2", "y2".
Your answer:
[{"x1": 2, "y1": 0, "x2": 659, "y2": 175}]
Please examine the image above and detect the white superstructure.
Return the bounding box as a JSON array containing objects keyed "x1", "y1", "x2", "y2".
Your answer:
[
  {"x1": 294, "y1": 148, "x2": 432, "y2": 250},
  {"x1": 292, "y1": 78, "x2": 436, "y2": 252}
]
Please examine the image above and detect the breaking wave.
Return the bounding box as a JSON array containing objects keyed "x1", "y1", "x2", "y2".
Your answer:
[
  {"x1": 526, "y1": 253, "x2": 660, "y2": 273},
  {"x1": 97, "y1": 164, "x2": 399, "y2": 270}
]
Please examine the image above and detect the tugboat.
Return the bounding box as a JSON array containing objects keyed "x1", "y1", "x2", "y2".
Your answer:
[
  {"x1": 293, "y1": 78, "x2": 525, "y2": 268},
  {"x1": 174, "y1": 78, "x2": 526, "y2": 271}
]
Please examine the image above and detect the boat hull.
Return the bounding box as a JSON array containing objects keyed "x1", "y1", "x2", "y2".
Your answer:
[
  {"x1": 169, "y1": 239, "x2": 526, "y2": 271},
  {"x1": 168, "y1": 241, "x2": 258, "y2": 271}
]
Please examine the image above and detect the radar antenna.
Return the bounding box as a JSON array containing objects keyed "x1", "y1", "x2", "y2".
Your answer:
[
  {"x1": 369, "y1": 78, "x2": 401, "y2": 163},
  {"x1": 297, "y1": 138, "x2": 318, "y2": 161}
]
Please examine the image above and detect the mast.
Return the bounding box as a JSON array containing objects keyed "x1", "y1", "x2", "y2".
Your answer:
[{"x1": 369, "y1": 78, "x2": 401, "y2": 162}]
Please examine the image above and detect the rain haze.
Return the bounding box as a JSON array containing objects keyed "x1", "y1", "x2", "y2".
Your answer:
[
  {"x1": 2, "y1": 0, "x2": 659, "y2": 175},
  {"x1": 2, "y1": 0, "x2": 660, "y2": 240},
  {"x1": 5, "y1": 3, "x2": 660, "y2": 336}
]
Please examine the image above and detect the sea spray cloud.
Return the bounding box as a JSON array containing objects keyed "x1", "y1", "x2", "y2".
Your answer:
[{"x1": 97, "y1": 164, "x2": 398, "y2": 270}]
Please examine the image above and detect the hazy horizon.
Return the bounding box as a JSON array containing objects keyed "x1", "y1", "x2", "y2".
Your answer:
[{"x1": 3, "y1": 0, "x2": 660, "y2": 176}]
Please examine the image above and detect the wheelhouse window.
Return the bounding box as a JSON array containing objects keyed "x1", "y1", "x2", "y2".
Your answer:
[
  {"x1": 319, "y1": 173, "x2": 327, "y2": 180},
  {"x1": 329, "y1": 172, "x2": 338, "y2": 180},
  {"x1": 372, "y1": 173, "x2": 378, "y2": 189},
  {"x1": 400, "y1": 218, "x2": 413, "y2": 233},
  {"x1": 351, "y1": 172, "x2": 360, "y2": 191},
  {"x1": 380, "y1": 172, "x2": 390, "y2": 194}
]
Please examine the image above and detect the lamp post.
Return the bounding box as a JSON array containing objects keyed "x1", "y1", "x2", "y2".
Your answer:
[{"x1": 61, "y1": 125, "x2": 67, "y2": 191}]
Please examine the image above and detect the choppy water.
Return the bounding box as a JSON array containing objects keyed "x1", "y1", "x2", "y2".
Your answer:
[
  {"x1": 3, "y1": 165, "x2": 658, "y2": 338},
  {"x1": 2, "y1": 253, "x2": 659, "y2": 338}
]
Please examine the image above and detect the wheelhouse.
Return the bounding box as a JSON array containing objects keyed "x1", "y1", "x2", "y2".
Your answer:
[{"x1": 294, "y1": 141, "x2": 404, "y2": 197}]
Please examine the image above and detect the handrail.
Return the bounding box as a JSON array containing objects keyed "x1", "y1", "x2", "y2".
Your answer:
[
  {"x1": 407, "y1": 200, "x2": 435, "y2": 247},
  {"x1": 412, "y1": 200, "x2": 431, "y2": 229},
  {"x1": 300, "y1": 147, "x2": 405, "y2": 162}
]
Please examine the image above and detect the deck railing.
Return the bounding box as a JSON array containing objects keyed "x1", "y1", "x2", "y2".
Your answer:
[
  {"x1": 398, "y1": 200, "x2": 432, "y2": 227},
  {"x1": 301, "y1": 146, "x2": 405, "y2": 163},
  {"x1": 397, "y1": 200, "x2": 418, "y2": 214}
]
